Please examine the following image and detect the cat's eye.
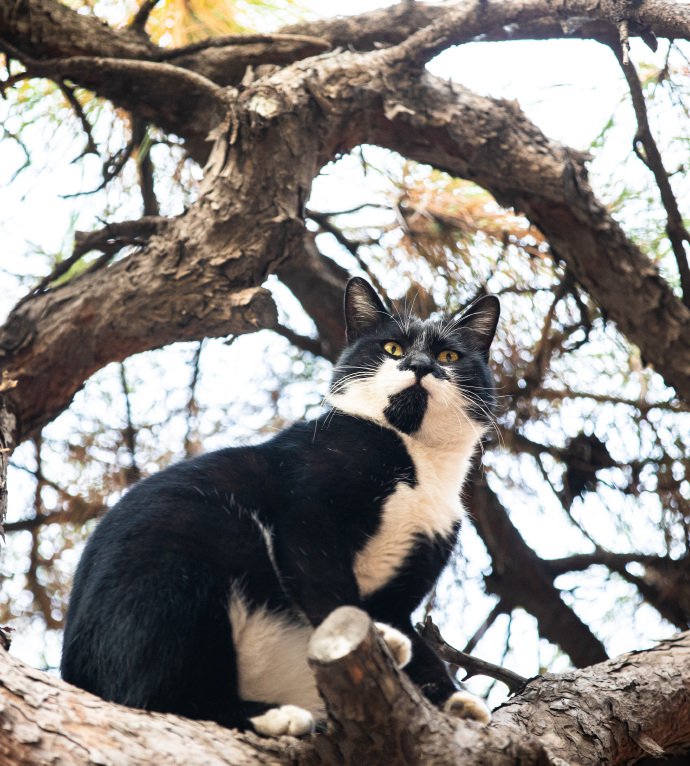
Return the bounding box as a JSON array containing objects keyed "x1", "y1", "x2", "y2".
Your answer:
[
  {"x1": 437, "y1": 349, "x2": 460, "y2": 364},
  {"x1": 383, "y1": 341, "x2": 405, "y2": 357}
]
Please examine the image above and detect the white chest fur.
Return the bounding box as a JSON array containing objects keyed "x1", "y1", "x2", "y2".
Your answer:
[{"x1": 353, "y1": 437, "x2": 474, "y2": 597}]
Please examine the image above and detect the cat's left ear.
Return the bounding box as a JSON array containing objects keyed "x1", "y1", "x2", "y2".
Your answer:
[
  {"x1": 344, "y1": 277, "x2": 390, "y2": 342},
  {"x1": 455, "y1": 295, "x2": 500, "y2": 359}
]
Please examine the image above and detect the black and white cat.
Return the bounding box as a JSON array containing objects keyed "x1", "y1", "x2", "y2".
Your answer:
[{"x1": 61, "y1": 277, "x2": 499, "y2": 736}]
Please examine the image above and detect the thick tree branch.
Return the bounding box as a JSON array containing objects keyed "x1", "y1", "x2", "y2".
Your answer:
[
  {"x1": 283, "y1": 0, "x2": 690, "y2": 50},
  {"x1": 466, "y1": 472, "x2": 609, "y2": 667},
  {"x1": 3, "y1": 0, "x2": 689, "y2": 168},
  {"x1": 492, "y1": 631, "x2": 690, "y2": 765},
  {"x1": 20, "y1": 217, "x2": 167, "y2": 304},
  {"x1": 1, "y1": 609, "x2": 689, "y2": 765},
  {"x1": 304, "y1": 606, "x2": 549, "y2": 766},
  {"x1": 3, "y1": 7, "x2": 690, "y2": 445}
]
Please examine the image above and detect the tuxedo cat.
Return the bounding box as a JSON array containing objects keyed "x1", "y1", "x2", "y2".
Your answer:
[{"x1": 61, "y1": 277, "x2": 499, "y2": 735}]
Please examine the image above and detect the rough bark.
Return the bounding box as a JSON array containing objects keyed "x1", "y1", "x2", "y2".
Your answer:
[{"x1": 1, "y1": 608, "x2": 688, "y2": 765}]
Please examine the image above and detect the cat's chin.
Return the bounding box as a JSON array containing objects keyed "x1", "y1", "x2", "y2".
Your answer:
[{"x1": 383, "y1": 384, "x2": 429, "y2": 435}]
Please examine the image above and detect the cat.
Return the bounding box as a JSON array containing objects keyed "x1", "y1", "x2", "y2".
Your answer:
[{"x1": 61, "y1": 277, "x2": 499, "y2": 736}]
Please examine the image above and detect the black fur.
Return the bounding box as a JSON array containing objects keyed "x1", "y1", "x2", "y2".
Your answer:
[
  {"x1": 384, "y1": 385, "x2": 429, "y2": 434},
  {"x1": 61, "y1": 277, "x2": 499, "y2": 730}
]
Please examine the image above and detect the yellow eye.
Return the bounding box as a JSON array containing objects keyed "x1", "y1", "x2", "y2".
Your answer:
[
  {"x1": 437, "y1": 349, "x2": 459, "y2": 364},
  {"x1": 383, "y1": 341, "x2": 405, "y2": 357}
]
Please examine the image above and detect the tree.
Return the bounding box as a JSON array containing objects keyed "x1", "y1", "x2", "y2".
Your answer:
[{"x1": 1, "y1": 1, "x2": 689, "y2": 763}]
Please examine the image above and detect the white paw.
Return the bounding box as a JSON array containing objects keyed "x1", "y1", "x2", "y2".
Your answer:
[
  {"x1": 249, "y1": 705, "x2": 315, "y2": 737},
  {"x1": 374, "y1": 622, "x2": 412, "y2": 668},
  {"x1": 444, "y1": 691, "x2": 491, "y2": 725}
]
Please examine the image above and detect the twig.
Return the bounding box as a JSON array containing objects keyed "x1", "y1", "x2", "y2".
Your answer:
[
  {"x1": 57, "y1": 78, "x2": 98, "y2": 157},
  {"x1": 64, "y1": 116, "x2": 143, "y2": 198},
  {"x1": 130, "y1": 0, "x2": 160, "y2": 32},
  {"x1": 1, "y1": 124, "x2": 31, "y2": 182},
  {"x1": 119, "y1": 363, "x2": 141, "y2": 486},
  {"x1": 529, "y1": 387, "x2": 689, "y2": 413},
  {"x1": 417, "y1": 616, "x2": 528, "y2": 694},
  {"x1": 19, "y1": 217, "x2": 166, "y2": 304},
  {"x1": 0, "y1": 626, "x2": 12, "y2": 651},
  {"x1": 613, "y1": 37, "x2": 690, "y2": 308},
  {"x1": 0, "y1": 69, "x2": 31, "y2": 97},
  {"x1": 183, "y1": 341, "x2": 204, "y2": 458},
  {"x1": 273, "y1": 323, "x2": 325, "y2": 357},
  {"x1": 544, "y1": 551, "x2": 674, "y2": 577},
  {"x1": 26, "y1": 436, "x2": 62, "y2": 630},
  {"x1": 306, "y1": 209, "x2": 387, "y2": 300},
  {"x1": 154, "y1": 33, "x2": 331, "y2": 61},
  {"x1": 132, "y1": 119, "x2": 159, "y2": 216},
  {"x1": 463, "y1": 600, "x2": 507, "y2": 655}
]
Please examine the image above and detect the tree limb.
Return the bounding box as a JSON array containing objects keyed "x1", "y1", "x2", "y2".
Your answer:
[
  {"x1": 466, "y1": 472, "x2": 609, "y2": 666},
  {"x1": 416, "y1": 615, "x2": 528, "y2": 694},
  {"x1": 1, "y1": 608, "x2": 688, "y2": 765}
]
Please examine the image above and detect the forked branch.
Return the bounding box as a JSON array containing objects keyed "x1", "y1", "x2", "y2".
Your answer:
[{"x1": 417, "y1": 615, "x2": 528, "y2": 694}]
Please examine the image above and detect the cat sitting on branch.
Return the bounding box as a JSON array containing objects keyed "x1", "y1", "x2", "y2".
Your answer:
[{"x1": 61, "y1": 277, "x2": 499, "y2": 735}]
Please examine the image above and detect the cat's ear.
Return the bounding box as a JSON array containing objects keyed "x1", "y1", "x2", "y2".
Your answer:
[
  {"x1": 344, "y1": 277, "x2": 389, "y2": 342},
  {"x1": 455, "y1": 295, "x2": 500, "y2": 359}
]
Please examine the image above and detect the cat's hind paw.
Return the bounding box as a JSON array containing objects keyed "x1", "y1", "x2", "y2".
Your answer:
[
  {"x1": 444, "y1": 691, "x2": 491, "y2": 725},
  {"x1": 374, "y1": 622, "x2": 412, "y2": 668},
  {"x1": 249, "y1": 705, "x2": 315, "y2": 737}
]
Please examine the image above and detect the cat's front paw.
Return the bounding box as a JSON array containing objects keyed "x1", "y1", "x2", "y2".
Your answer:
[
  {"x1": 249, "y1": 705, "x2": 315, "y2": 737},
  {"x1": 374, "y1": 622, "x2": 412, "y2": 668},
  {"x1": 444, "y1": 691, "x2": 491, "y2": 725}
]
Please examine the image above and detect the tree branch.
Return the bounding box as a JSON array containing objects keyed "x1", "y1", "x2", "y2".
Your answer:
[
  {"x1": 1, "y1": 608, "x2": 689, "y2": 764},
  {"x1": 493, "y1": 631, "x2": 690, "y2": 765},
  {"x1": 129, "y1": 0, "x2": 160, "y2": 33},
  {"x1": 348, "y1": 67, "x2": 690, "y2": 402},
  {"x1": 19, "y1": 217, "x2": 167, "y2": 305},
  {"x1": 466, "y1": 472, "x2": 609, "y2": 667},
  {"x1": 613, "y1": 40, "x2": 690, "y2": 307},
  {"x1": 416, "y1": 615, "x2": 528, "y2": 694}
]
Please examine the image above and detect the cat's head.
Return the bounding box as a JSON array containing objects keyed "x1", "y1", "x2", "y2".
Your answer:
[{"x1": 328, "y1": 278, "x2": 499, "y2": 449}]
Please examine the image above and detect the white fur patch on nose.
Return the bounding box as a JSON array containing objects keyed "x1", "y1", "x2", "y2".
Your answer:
[
  {"x1": 250, "y1": 704, "x2": 315, "y2": 737},
  {"x1": 374, "y1": 622, "x2": 412, "y2": 668}
]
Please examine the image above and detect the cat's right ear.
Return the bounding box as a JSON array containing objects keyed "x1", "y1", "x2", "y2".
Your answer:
[{"x1": 344, "y1": 277, "x2": 389, "y2": 342}]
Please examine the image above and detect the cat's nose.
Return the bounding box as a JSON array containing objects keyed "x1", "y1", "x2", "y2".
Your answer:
[{"x1": 400, "y1": 351, "x2": 435, "y2": 379}]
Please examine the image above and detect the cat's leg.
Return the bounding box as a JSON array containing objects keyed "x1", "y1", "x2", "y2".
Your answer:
[{"x1": 227, "y1": 587, "x2": 322, "y2": 737}]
